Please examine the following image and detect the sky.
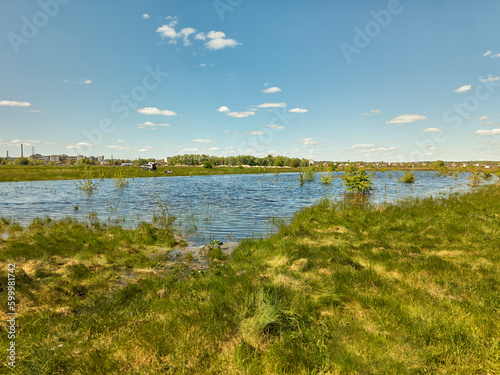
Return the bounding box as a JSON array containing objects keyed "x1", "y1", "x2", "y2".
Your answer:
[{"x1": 1, "y1": 0, "x2": 499, "y2": 162}]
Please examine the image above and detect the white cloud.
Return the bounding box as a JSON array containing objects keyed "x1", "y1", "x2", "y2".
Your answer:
[
  {"x1": 209, "y1": 147, "x2": 220, "y2": 151},
  {"x1": 261, "y1": 86, "x2": 281, "y2": 94},
  {"x1": 361, "y1": 109, "x2": 381, "y2": 116},
  {"x1": 386, "y1": 114, "x2": 428, "y2": 125},
  {"x1": 359, "y1": 146, "x2": 397, "y2": 153},
  {"x1": 422, "y1": 128, "x2": 442, "y2": 133},
  {"x1": 288, "y1": 108, "x2": 307, "y2": 113},
  {"x1": 0, "y1": 100, "x2": 31, "y2": 107},
  {"x1": 77, "y1": 79, "x2": 92, "y2": 84},
  {"x1": 200, "y1": 30, "x2": 240, "y2": 50},
  {"x1": 300, "y1": 138, "x2": 319, "y2": 146},
  {"x1": 483, "y1": 50, "x2": 492, "y2": 57},
  {"x1": 266, "y1": 124, "x2": 285, "y2": 130},
  {"x1": 142, "y1": 13, "x2": 150, "y2": 19},
  {"x1": 227, "y1": 111, "x2": 255, "y2": 118},
  {"x1": 137, "y1": 121, "x2": 170, "y2": 128},
  {"x1": 479, "y1": 75, "x2": 500, "y2": 82},
  {"x1": 244, "y1": 131, "x2": 263, "y2": 136},
  {"x1": 478, "y1": 116, "x2": 491, "y2": 120},
  {"x1": 256, "y1": 102, "x2": 286, "y2": 108},
  {"x1": 65, "y1": 142, "x2": 93, "y2": 149},
  {"x1": 217, "y1": 105, "x2": 230, "y2": 113},
  {"x1": 193, "y1": 139, "x2": 215, "y2": 143},
  {"x1": 29, "y1": 109, "x2": 44, "y2": 113},
  {"x1": 179, "y1": 148, "x2": 199, "y2": 153},
  {"x1": 137, "y1": 146, "x2": 153, "y2": 152},
  {"x1": 474, "y1": 129, "x2": 500, "y2": 135},
  {"x1": 117, "y1": 139, "x2": 126, "y2": 143},
  {"x1": 106, "y1": 145, "x2": 131, "y2": 150},
  {"x1": 156, "y1": 19, "x2": 197, "y2": 46},
  {"x1": 347, "y1": 144, "x2": 375, "y2": 149},
  {"x1": 137, "y1": 107, "x2": 177, "y2": 116},
  {"x1": 454, "y1": 84, "x2": 471, "y2": 93}
]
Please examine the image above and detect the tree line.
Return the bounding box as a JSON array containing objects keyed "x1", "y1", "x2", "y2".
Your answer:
[{"x1": 166, "y1": 154, "x2": 311, "y2": 167}]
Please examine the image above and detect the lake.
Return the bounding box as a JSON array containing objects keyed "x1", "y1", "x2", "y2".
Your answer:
[{"x1": 0, "y1": 171, "x2": 493, "y2": 245}]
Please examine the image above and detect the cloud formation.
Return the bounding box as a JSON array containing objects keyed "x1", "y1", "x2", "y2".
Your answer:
[
  {"x1": 193, "y1": 139, "x2": 215, "y2": 143},
  {"x1": 422, "y1": 128, "x2": 442, "y2": 132},
  {"x1": 361, "y1": 109, "x2": 381, "y2": 116},
  {"x1": 300, "y1": 138, "x2": 319, "y2": 146},
  {"x1": 156, "y1": 18, "x2": 240, "y2": 50},
  {"x1": 256, "y1": 102, "x2": 286, "y2": 108},
  {"x1": 0, "y1": 100, "x2": 31, "y2": 107},
  {"x1": 288, "y1": 108, "x2": 307, "y2": 113},
  {"x1": 137, "y1": 107, "x2": 177, "y2": 116},
  {"x1": 266, "y1": 124, "x2": 285, "y2": 130},
  {"x1": 474, "y1": 129, "x2": 500, "y2": 135},
  {"x1": 261, "y1": 86, "x2": 281, "y2": 94},
  {"x1": 137, "y1": 121, "x2": 170, "y2": 129},
  {"x1": 454, "y1": 84, "x2": 471, "y2": 93},
  {"x1": 217, "y1": 106, "x2": 229, "y2": 113},
  {"x1": 227, "y1": 111, "x2": 255, "y2": 118},
  {"x1": 386, "y1": 114, "x2": 428, "y2": 125}
]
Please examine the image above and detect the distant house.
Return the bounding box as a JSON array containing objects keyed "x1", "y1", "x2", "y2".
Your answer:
[
  {"x1": 308, "y1": 159, "x2": 314, "y2": 166},
  {"x1": 121, "y1": 162, "x2": 133, "y2": 167}
]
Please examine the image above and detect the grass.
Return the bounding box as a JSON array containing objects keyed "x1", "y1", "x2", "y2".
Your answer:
[
  {"x1": 0, "y1": 165, "x2": 304, "y2": 183},
  {"x1": 0, "y1": 183, "x2": 499, "y2": 374}
]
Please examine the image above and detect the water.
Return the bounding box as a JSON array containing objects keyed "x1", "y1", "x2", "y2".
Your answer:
[{"x1": 0, "y1": 171, "x2": 494, "y2": 245}]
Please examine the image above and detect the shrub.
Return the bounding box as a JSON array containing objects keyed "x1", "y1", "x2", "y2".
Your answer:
[
  {"x1": 400, "y1": 171, "x2": 416, "y2": 183},
  {"x1": 302, "y1": 166, "x2": 316, "y2": 181},
  {"x1": 320, "y1": 172, "x2": 334, "y2": 184},
  {"x1": 342, "y1": 163, "x2": 373, "y2": 193},
  {"x1": 14, "y1": 157, "x2": 30, "y2": 166},
  {"x1": 202, "y1": 161, "x2": 213, "y2": 169}
]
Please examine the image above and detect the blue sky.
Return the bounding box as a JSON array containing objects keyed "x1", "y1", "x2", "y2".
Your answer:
[{"x1": 1, "y1": 0, "x2": 499, "y2": 162}]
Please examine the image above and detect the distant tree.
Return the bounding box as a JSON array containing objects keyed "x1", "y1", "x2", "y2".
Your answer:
[
  {"x1": 14, "y1": 157, "x2": 30, "y2": 166},
  {"x1": 289, "y1": 158, "x2": 301, "y2": 168},
  {"x1": 274, "y1": 156, "x2": 285, "y2": 167},
  {"x1": 431, "y1": 160, "x2": 445, "y2": 169}
]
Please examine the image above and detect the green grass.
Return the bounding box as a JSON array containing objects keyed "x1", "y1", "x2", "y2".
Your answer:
[
  {"x1": 1, "y1": 184, "x2": 499, "y2": 374},
  {"x1": 0, "y1": 165, "x2": 303, "y2": 182}
]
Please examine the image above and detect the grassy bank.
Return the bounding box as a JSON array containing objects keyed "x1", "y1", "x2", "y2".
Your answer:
[
  {"x1": 1, "y1": 184, "x2": 499, "y2": 374},
  {"x1": 0, "y1": 165, "x2": 304, "y2": 183}
]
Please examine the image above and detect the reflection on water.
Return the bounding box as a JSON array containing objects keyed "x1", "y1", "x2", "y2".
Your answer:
[{"x1": 0, "y1": 172, "x2": 495, "y2": 245}]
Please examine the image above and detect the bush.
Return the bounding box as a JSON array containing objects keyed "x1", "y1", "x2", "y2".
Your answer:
[
  {"x1": 400, "y1": 171, "x2": 416, "y2": 183},
  {"x1": 342, "y1": 163, "x2": 372, "y2": 193},
  {"x1": 320, "y1": 172, "x2": 334, "y2": 184},
  {"x1": 202, "y1": 161, "x2": 213, "y2": 169},
  {"x1": 14, "y1": 157, "x2": 30, "y2": 166},
  {"x1": 302, "y1": 166, "x2": 316, "y2": 181}
]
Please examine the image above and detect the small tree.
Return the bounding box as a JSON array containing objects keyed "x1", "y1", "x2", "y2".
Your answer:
[
  {"x1": 342, "y1": 163, "x2": 373, "y2": 193},
  {"x1": 202, "y1": 161, "x2": 213, "y2": 169}
]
